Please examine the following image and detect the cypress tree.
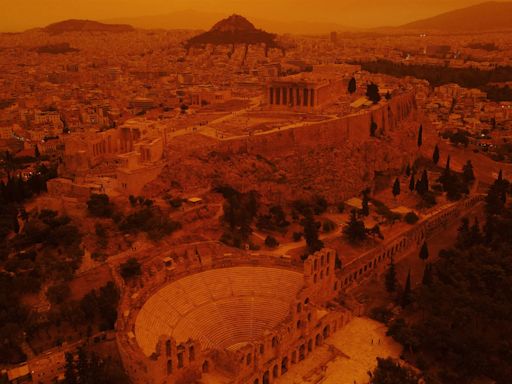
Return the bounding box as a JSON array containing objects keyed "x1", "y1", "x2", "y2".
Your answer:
[
  {"x1": 432, "y1": 144, "x2": 440, "y2": 165},
  {"x1": 392, "y1": 178, "x2": 401, "y2": 198},
  {"x1": 422, "y1": 263, "x2": 432, "y2": 286},
  {"x1": 405, "y1": 164, "x2": 411, "y2": 176},
  {"x1": 417, "y1": 125, "x2": 423, "y2": 147},
  {"x1": 348, "y1": 77, "x2": 356, "y2": 94},
  {"x1": 385, "y1": 257, "x2": 397, "y2": 293},
  {"x1": 419, "y1": 241, "x2": 429, "y2": 261},
  {"x1": 401, "y1": 270, "x2": 412, "y2": 307},
  {"x1": 409, "y1": 174, "x2": 415, "y2": 192}
]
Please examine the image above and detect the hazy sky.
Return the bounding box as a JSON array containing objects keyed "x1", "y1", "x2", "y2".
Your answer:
[{"x1": 1, "y1": 0, "x2": 489, "y2": 31}]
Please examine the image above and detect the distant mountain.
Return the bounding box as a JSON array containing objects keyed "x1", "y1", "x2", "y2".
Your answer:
[
  {"x1": 402, "y1": 1, "x2": 512, "y2": 31},
  {"x1": 184, "y1": 14, "x2": 283, "y2": 54},
  {"x1": 43, "y1": 19, "x2": 134, "y2": 34},
  {"x1": 104, "y1": 10, "x2": 351, "y2": 35}
]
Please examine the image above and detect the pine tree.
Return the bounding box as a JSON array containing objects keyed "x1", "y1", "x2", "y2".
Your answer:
[
  {"x1": 409, "y1": 174, "x2": 415, "y2": 192},
  {"x1": 432, "y1": 144, "x2": 440, "y2": 165},
  {"x1": 401, "y1": 270, "x2": 412, "y2": 307},
  {"x1": 417, "y1": 125, "x2": 423, "y2": 148},
  {"x1": 392, "y1": 178, "x2": 400, "y2": 198},
  {"x1": 348, "y1": 77, "x2": 356, "y2": 94},
  {"x1": 445, "y1": 155, "x2": 451, "y2": 173},
  {"x1": 405, "y1": 164, "x2": 411, "y2": 177},
  {"x1": 419, "y1": 241, "x2": 429, "y2": 261},
  {"x1": 385, "y1": 257, "x2": 397, "y2": 293}
]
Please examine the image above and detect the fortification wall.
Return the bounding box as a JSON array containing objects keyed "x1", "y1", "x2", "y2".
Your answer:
[
  {"x1": 334, "y1": 194, "x2": 485, "y2": 295},
  {"x1": 216, "y1": 91, "x2": 416, "y2": 158}
]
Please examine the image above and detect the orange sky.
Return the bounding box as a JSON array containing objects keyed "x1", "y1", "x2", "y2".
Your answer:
[{"x1": 0, "y1": 0, "x2": 490, "y2": 31}]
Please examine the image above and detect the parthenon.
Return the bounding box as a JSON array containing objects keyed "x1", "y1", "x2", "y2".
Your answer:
[{"x1": 267, "y1": 75, "x2": 345, "y2": 111}]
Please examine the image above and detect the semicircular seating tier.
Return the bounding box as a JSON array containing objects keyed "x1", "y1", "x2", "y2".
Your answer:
[{"x1": 135, "y1": 266, "x2": 304, "y2": 356}]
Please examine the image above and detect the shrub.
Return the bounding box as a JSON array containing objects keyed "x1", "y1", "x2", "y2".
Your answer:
[
  {"x1": 404, "y1": 212, "x2": 419, "y2": 224},
  {"x1": 120, "y1": 258, "x2": 141, "y2": 280},
  {"x1": 369, "y1": 306, "x2": 393, "y2": 324},
  {"x1": 322, "y1": 219, "x2": 336, "y2": 233},
  {"x1": 264, "y1": 235, "x2": 279, "y2": 248}
]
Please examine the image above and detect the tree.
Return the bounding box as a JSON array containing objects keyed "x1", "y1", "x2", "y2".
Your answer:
[
  {"x1": 64, "y1": 352, "x2": 77, "y2": 384},
  {"x1": 366, "y1": 82, "x2": 381, "y2": 104},
  {"x1": 417, "y1": 124, "x2": 423, "y2": 148},
  {"x1": 462, "y1": 160, "x2": 475, "y2": 184},
  {"x1": 348, "y1": 77, "x2": 356, "y2": 94},
  {"x1": 370, "y1": 119, "x2": 378, "y2": 137},
  {"x1": 419, "y1": 241, "x2": 429, "y2": 261},
  {"x1": 264, "y1": 235, "x2": 279, "y2": 248},
  {"x1": 87, "y1": 194, "x2": 113, "y2": 217},
  {"x1": 385, "y1": 257, "x2": 397, "y2": 293},
  {"x1": 416, "y1": 170, "x2": 429, "y2": 195},
  {"x1": 432, "y1": 144, "x2": 440, "y2": 165},
  {"x1": 409, "y1": 174, "x2": 415, "y2": 192},
  {"x1": 343, "y1": 209, "x2": 367, "y2": 243},
  {"x1": 422, "y1": 263, "x2": 433, "y2": 286},
  {"x1": 392, "y1": 178, "x2": 401, "y2": 199},
  {"x1": 405, "y1": 164, "x2": 411, "y2": 177},
  {"x1": 34, "y1": 145, "x2": 40, "y2": 159},
  {"x1": 47, "y1": 282, "x2": 71, "y2": 305},
  {"x1": 400, "y1": 270, "x2": 412, "y2": 308},
  {"x1": 361, "y1": 189, "x2": 370, "y2": 216},
  {"x1": 120, "y1": 258, "x2": 141, "y2": 280},
  {"x1": 302, "y1": 211, "x2": 323, "y2": 255},
  {"x1": 369, "y1": 357, "x2": 419, "y2": 384}
]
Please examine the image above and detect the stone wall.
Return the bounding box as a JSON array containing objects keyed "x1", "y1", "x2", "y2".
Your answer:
[
  {"x1": 334, "y1": 194, "x2": 485, "y2": 295},
  {"x1": 216, "y1": 91, "x2": 416, "y2": 158}
]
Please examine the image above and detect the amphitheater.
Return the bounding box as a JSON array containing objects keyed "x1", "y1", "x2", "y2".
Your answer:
[
  {"x1": 117, "y1": 249, "x2": 352, "y2": 384},
  {"x1": 134, "y1": 267, "x2": 305, "y2": 355}
]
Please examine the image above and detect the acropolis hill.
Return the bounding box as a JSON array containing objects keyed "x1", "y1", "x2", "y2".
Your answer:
[{"x1": 1, "y1": 9, "x2": 510, "y2": 384}]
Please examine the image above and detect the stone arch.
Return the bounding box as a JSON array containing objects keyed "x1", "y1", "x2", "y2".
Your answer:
[
  {"x1": 272, "y1": 336, "x2": 278, "y2": 347},
  {"x1": 308, "y1": 338, "x2": 313, "y2": 352},
  {"x1": 273, "y1": 364, "x2": 279, "y2": 378},
  {"x1": 281, "y1": 357, "x2": 289, "y2": 374},
  {"x1": 165, "y1": 340, "x2": 171, "y2": 356},
  {"x1": 316, "y1": 333, "x2": 322, "y2": 346},
  {"x1": 246, "y1": 353, "x2": 252, "y2": 365},
  {"x1": 299, "y1": 344, "x2": 306, "y2": 360},
  {"x1": 323, "y1": 324, "x2": 330, "y2": 338},
  {"x1": 202, "y1": 360, "x2": 209, "y2": 373},
  {"x1": 263, "y1": 370, "x2": 270, "y2": 384},
  {"x1": 167, "y1": 360, "x2": 173, "y2": 375},
  {"x1": 189, "y1": 345, "x2": 195, "y2": 361}
]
